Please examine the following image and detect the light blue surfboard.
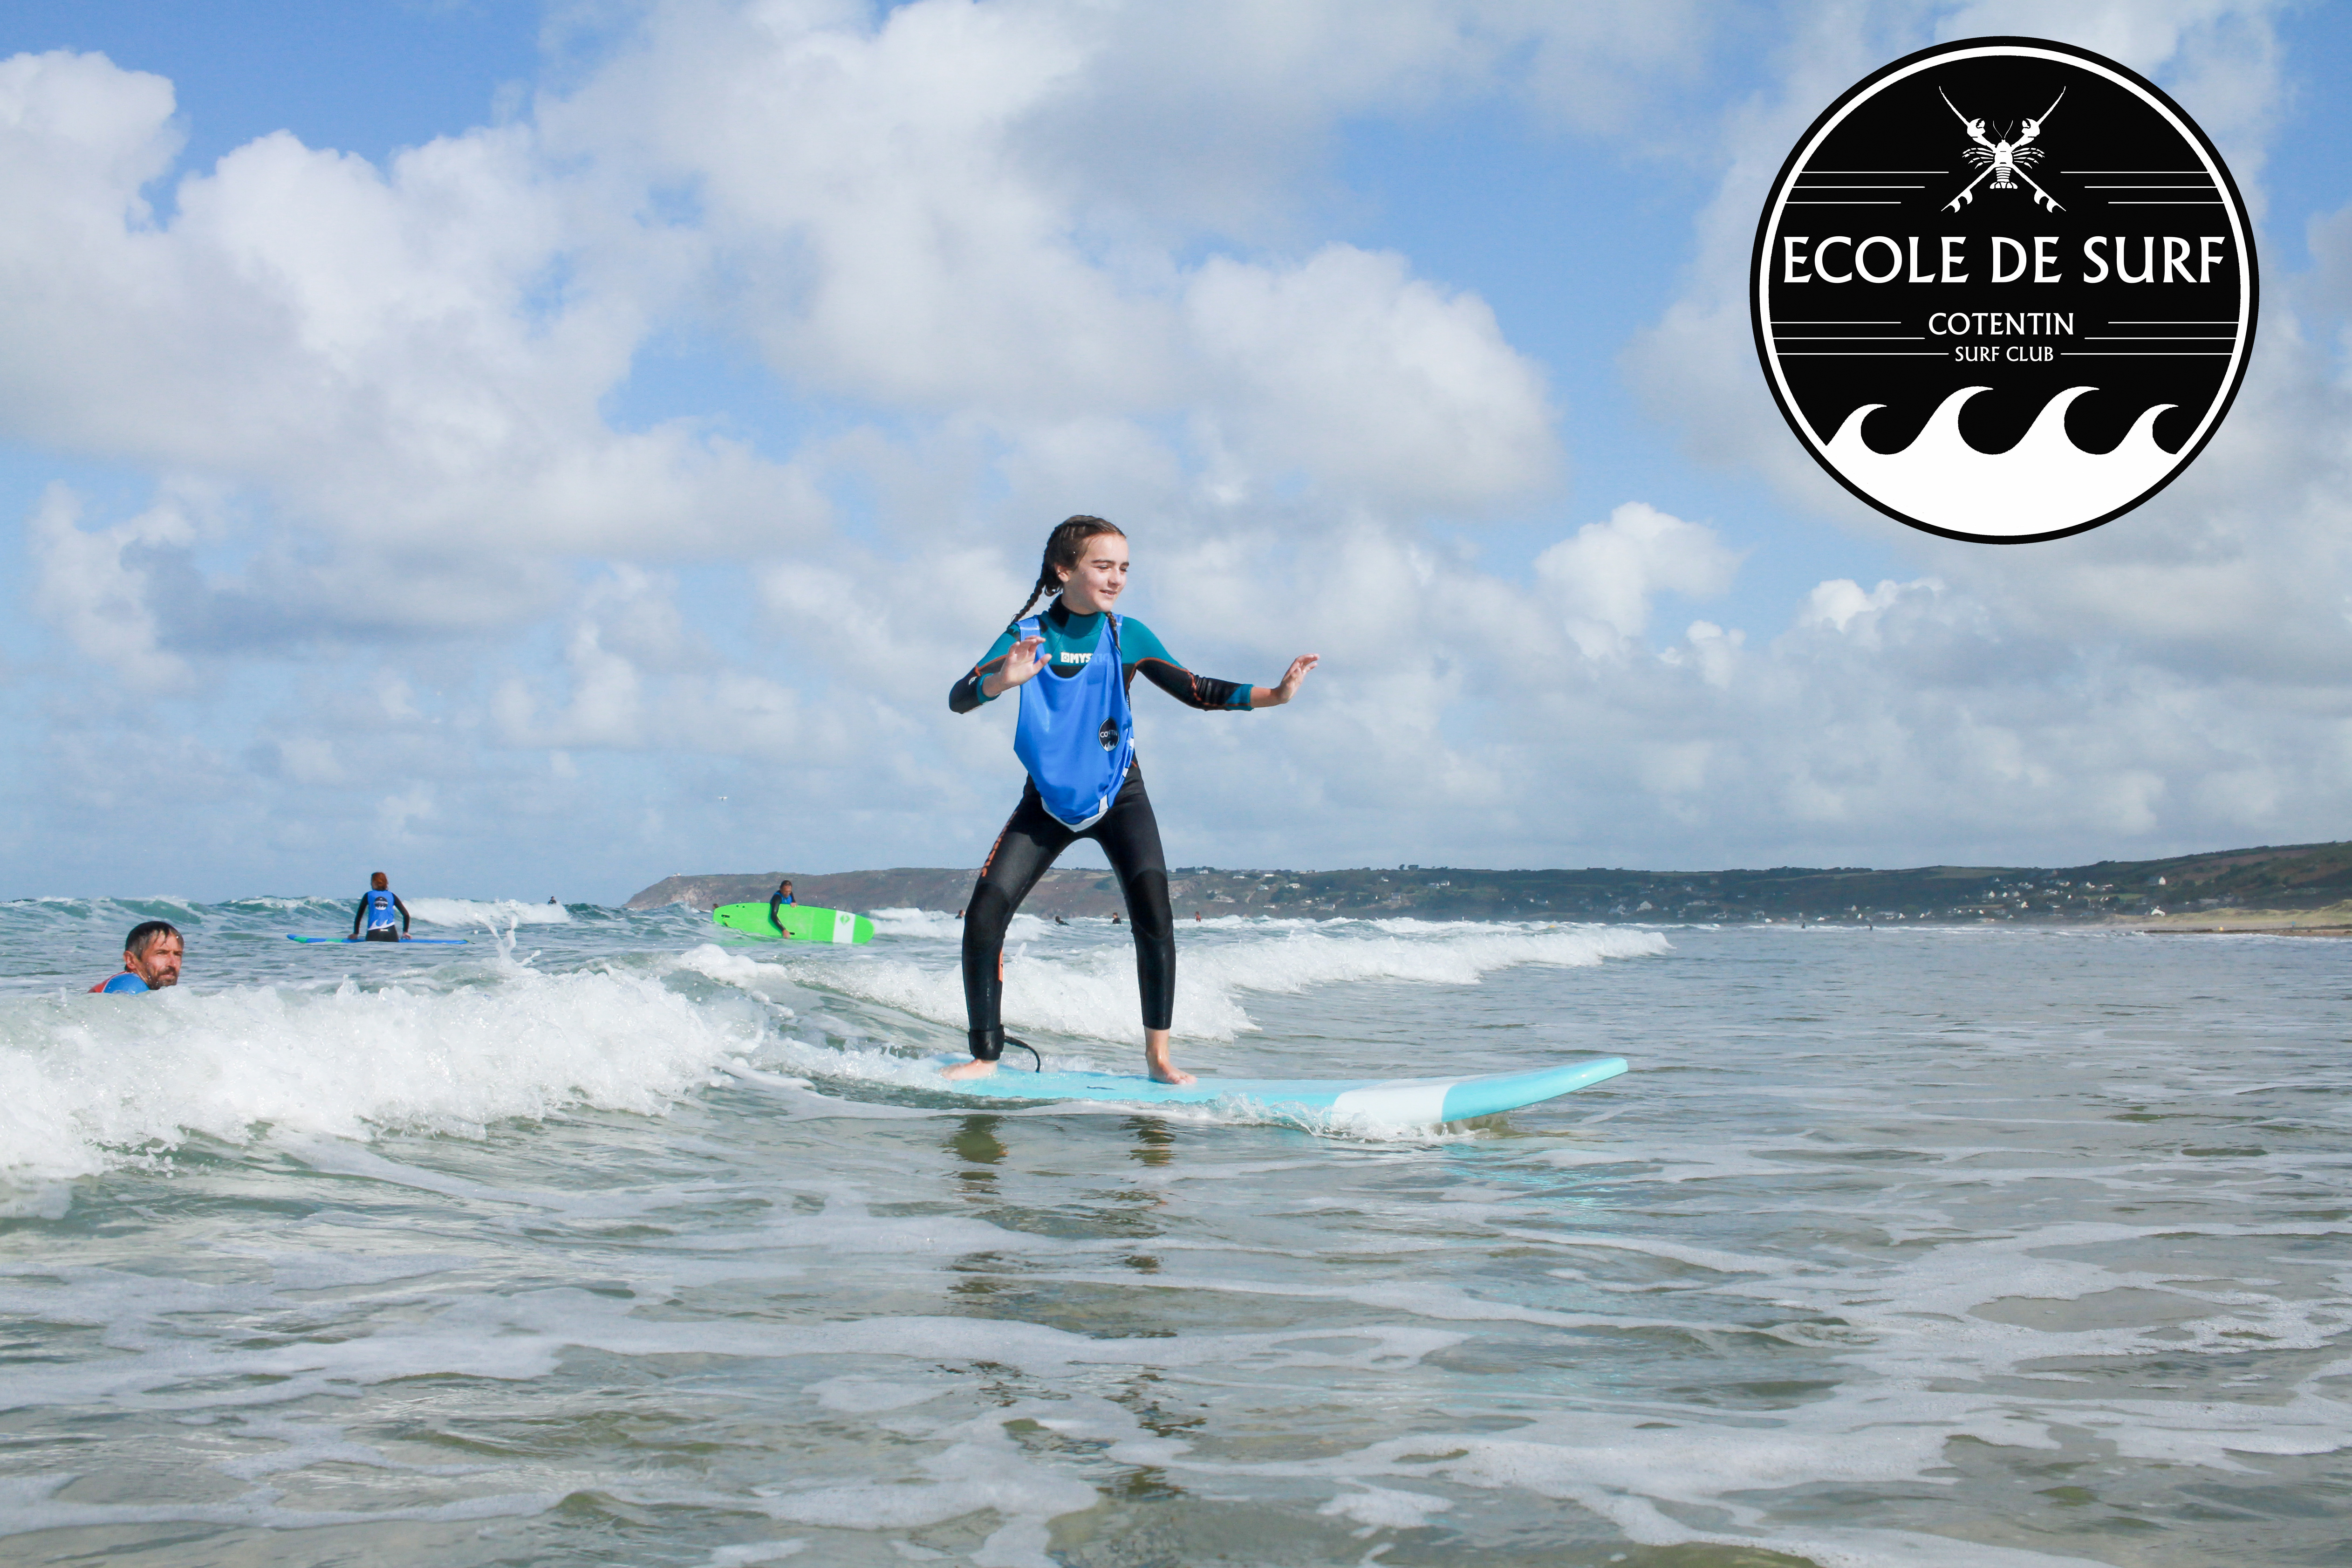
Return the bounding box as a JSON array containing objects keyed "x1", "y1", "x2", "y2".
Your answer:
[
  {"x1": 929, "y1": 1055, "x2": 1627, "y2": 1124},
  {"x1": 286, "y1": 934, "x2": 470, "y2": 945}
]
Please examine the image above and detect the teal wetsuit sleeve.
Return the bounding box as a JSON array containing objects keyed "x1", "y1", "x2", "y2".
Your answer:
[
  {"x1": 949, "y1": 624, "x2": 1022, "y2": 713},
  {"x1": 1118, "y1": 618, "x2": 1176, "y2": 666},
  {"x1": 1119, "y1": 617, "x2": 1252, "y2": 711}
]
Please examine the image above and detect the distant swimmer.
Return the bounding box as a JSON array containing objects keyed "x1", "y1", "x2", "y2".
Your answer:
[
  {"x1": 769, "y1": 878, "x2": 796, "y2": 937},
  {"x1": 547, "y1": 895, "x2": 558, "y2": 905},
  {"x1": 944, "y1": 515, "x2": 1316, "y2": 1085},
  {"x1": 353, "y1": 872, "x2": 411, "y2": 942},
  {"x1": 91, "y1": 920, "x2": 183, "y2": 993}
]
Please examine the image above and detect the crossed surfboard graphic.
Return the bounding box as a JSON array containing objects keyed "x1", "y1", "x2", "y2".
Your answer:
[{"x1": 1940, "y1": 86, "x2": 2066, "y2": 212}]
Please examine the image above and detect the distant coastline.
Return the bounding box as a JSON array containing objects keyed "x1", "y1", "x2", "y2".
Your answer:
[{"x1": 627, "y1": 839, "x2": 2352, "y2": 931}]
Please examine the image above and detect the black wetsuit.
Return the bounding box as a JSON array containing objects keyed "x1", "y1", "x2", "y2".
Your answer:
[{"x1": 953, "y1": 599, "x2": 1252, "y2": 1060}]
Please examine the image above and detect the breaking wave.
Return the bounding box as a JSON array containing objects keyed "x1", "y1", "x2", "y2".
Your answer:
[
  {"x1": 770, "y1": 920, "x2": 1670, "y2": 1044},
  {"x1": 0, "y1": 959, "x2": 778, "y2": 1184},
  {"x1": 406, "y1": 897, "x2": 575, "y2": 928}
]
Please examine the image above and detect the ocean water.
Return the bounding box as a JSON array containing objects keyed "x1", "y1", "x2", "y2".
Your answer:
[{"x1": 0, "y1": 896, "x2": 2345, "y2": 1567}]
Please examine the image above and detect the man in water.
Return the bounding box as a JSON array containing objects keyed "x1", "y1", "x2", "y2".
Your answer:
[
  {"x1": 352, "y1": 873, "x2": 411, "y2": 941},
  {"x1": 91, "y1": 921, "x2": 183, "y2": 993},
  {"x1": 768, "y1": 878, "x2": 795, "y2": 937}
]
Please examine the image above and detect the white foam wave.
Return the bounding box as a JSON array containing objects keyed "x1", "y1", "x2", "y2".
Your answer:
[
  {"x1": 864, "y1": 907, "x2": 959, "y2": 938},
  {"x1": 0, "y1": 963, "x2": 776, "y2": 1183},
  {"x1": 780, "y1": 923, "x2": 1668, "y2": 1044},
  {"x1": 1824, "y1": 386, "x2": 2178, "y2": 537},
  {"x1": 862, "y1": 908, "x2": 1050, "y2": 940},
  {"x1": 406, "y1": 897, "x2": 573, "y2": 928}
]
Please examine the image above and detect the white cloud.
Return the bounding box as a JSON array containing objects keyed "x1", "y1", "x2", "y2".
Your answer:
[
  {"x1": 1798, "y1": 578, "x2": 1908, "y2": 636},
  {"x1": 541, "y1": 2, "x2": 1574, "y2": 514},
  {"x1": 1183, "y1": 246, "x2": 1558, "y2": 510},
  {"x1": 493, "y1": 568, "x2": 825, "y2": 760},
  {"x1": 1668, "y1": 620, "x2": 1744, "y2": 688},
  {"x1": 27, "y1": 484, "x2": 194, "y2": 693},
  {"x1": 377, "y1": 784, "x2": 436, "y2": 838},
  {"x1": 1535, "y1": 503, "x2": 1743, "y2": 658},
  {"x1": 0, "y1": 44, "x2": 827, "y2": 588},
  {"x1": 2, "y1": 5, "x2": 1586, "y2": 652}
]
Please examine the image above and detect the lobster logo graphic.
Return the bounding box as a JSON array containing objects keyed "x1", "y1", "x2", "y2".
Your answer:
[{"x1": 1940, "y1": 86, "x2": 2065, "y2": 212}]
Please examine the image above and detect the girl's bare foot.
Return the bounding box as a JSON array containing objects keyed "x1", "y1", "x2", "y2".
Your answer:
[
  {"x1": 941, "y1": 1058, "x2": 997, "y2": 1081},
  {"x1": 1144, "y1": 1028, "x2": 1194, "y2": 1086}
]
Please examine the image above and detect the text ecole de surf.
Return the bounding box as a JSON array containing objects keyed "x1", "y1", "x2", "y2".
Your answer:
[{"x1": 1776, "y1": 231, "x2": 2236, "y2": 360}]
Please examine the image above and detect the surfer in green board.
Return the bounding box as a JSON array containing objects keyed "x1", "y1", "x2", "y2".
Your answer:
[
  {"x1": 352, "y1": 872, "x2": 411, "y2": 942},
  {"x1": 768, "y1": 879, "x2": 795, "y2": 937},
  {"x1": 945, "y1": 516, "x2": 1317, "y2": 1084}
]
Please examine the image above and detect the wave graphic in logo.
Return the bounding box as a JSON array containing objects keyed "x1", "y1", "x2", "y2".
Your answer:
[{"x1": 1823, "y1": 386, "x2": 2177, "y2": 539}]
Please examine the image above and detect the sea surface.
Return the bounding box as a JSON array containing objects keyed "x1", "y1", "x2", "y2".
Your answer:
[{"x1": 0, "y1": 896, "x2": 2345, "y2": 1567}]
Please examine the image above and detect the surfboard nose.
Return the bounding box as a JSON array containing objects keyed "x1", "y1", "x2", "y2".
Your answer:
[{"x1": 1435, "y1": 1056, "x2": 1628, "y2": 1123}]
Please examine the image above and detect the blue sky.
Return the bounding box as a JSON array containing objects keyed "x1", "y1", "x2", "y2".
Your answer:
[{"x1": 3, "y1": 1, "x2": 2348, "y2": 902}]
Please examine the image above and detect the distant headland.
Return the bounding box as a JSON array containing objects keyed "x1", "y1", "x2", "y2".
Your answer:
[{"x1": 627, "y1": 840, "x2": 2352, "y2": 932}]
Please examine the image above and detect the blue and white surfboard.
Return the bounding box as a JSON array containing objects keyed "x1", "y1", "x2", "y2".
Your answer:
[{"x1": 930, "y1": 1055, "x2": 1627, "y2": 1125}]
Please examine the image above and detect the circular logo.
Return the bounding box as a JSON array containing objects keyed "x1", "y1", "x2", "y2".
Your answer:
[{"x1": 1751, "y1": 37, "x2": 2256, "y2": 543}]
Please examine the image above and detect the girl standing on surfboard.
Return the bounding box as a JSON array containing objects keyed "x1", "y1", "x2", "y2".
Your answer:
[{"x1": 946, "y1": 516, "x2": 1317, "y2": 1083}]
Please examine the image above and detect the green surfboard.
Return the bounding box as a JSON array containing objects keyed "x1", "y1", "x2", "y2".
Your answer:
[{"x1": 712, "y1": 901, "x2": 875, "y2": 945}]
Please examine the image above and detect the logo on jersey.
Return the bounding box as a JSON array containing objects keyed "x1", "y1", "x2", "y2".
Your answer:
[{"x1": 1751, "y1": 37, "x2": 2256, "y2": 542}]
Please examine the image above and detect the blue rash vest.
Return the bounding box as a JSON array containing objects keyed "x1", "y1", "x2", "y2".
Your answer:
[
  {"x1": 92, "y1": 971, "x2": 150, "y2": 993},
  {"x1": 1013, "y1": 611, "x2": 1135, "y2": 828},
  {"x1": 357, "y1": 889, "x2": 405, "y2": 936},
  {"x1": 950, "y1": 600, "x2": 1261, "y2": 823}
]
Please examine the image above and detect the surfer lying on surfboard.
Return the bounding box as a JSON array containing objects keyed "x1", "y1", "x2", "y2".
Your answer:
[{"x1": 945, "y1": 515, "x2": 1317, "y2": 1085}]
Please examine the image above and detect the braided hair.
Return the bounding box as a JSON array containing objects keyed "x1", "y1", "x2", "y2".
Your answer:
[{"x1": 1012, "y1": 515, "x2": 1126, "y2": 622}]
